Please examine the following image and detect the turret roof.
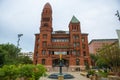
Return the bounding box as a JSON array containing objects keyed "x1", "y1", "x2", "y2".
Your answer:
[
  {"x1": 70, "y1": 16, "x2": 79, "y2": 23},
  {"x1": 44, "y1": 2, "x2": 52, "y2": 9}
]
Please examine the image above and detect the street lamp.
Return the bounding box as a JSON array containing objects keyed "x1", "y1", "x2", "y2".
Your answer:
[
  {"x1": 59, "y1": 53, "x2": 63, "y2": 75},
  {"x1": 17, "y1": 34, "x2": 23, "y2": 48},
  {"x1": 115, "y1": 10, "x2": 120, "y2": 21},
  {"x1": 16, "y1": 34, "x2": 23, "y2": 58}
]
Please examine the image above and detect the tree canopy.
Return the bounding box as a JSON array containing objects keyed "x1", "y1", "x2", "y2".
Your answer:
[
  {"x1": 97, "y1": 42, "x2": 120, "y2": 73},
  {"x1": 0, "y1": 43, "x2": 32, "y2": 66}
]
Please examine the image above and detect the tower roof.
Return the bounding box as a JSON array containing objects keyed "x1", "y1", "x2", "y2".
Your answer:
[
  {"x1": 70, "y1": 16, "x2": 79, "y2": 23},
  {"x1": 44, "y1": 2, "x2": 52, "y2": 9}
]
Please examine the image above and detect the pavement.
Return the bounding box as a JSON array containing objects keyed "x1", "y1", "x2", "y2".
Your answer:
[{"x1": 39, "y1": 72, "x2": 90, "y2": 80}]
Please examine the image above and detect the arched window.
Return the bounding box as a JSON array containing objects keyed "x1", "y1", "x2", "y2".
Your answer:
[
  {"x1": 36, "y1": 60, "x2": 37, "y2": 64},
  {"x1": 76, "y1": 59, "x2": 80, "y2": 65},
  {"x1": 76, "y1": 50, "x2": 80, "y2": 56},
  {"x1": 42, "y1": 59, "x2": 45, "y2": 65},
  {"x1": 42, "y1": 50, "x2": 46, "y2": 55},
  {"x1": 36, "y1": 53, "x2": 38, "y2": 58},
  {"x1": 44, "y1": 23, "x2": 48, "y2": 27},
  {"x1": 42, "y1": 17, "x2": 50, "y2": 21},
  {"x1": 43, "y1": 34, "x2": 47, "y2": 39},
  {"x1": 42, "y1": 41, "x2": 47, "y2": 47}
]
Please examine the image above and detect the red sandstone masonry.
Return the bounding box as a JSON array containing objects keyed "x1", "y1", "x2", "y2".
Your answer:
[{"x1": 33, "y1": 3, "x2": 91, "y2": 71}]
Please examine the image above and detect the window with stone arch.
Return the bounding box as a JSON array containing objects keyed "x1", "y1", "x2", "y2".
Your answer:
[
  {"x1": 76, "y1": 58, "x2": 80, "y2": 65},
  {"x1": 42, "y1": 50, "x2": 46, "y2": 55},
  {"x1": 43, "y1": 23, "x2": 48, "y2": 27},
  {"x1": 73, "y1": 34, "x2": 79, "y2": 40},
  {"x1": 43, "y1": 34, "x2": 47, "y2": 39},
  {"x1": 42, "y1": 59, "x2": 45, "y2": 65},
  {"x1": 42, "y1": 41, "x2": 47, "y2": 47}
]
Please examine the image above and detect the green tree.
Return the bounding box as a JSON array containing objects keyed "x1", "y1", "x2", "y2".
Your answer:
[
  {"x1": 0, "y1": 43, "x2": 33, "y2": 65},
  {"x1": 17, "y1": 56, "x2": 33, "y2": 64},
  {"x1": 96, "y1": 57, "x2": 108, "y2": 68},
  {"x1": 0, "y1": 45, "x2": 5, "y2": 67},
  {"x1": 90, "y1": 54, "x2": 98, "y2": 67},
  {"x1": 0, "y1": 43, "x2": 21, "y2": 65},
  {"x1": 0, "y1": 52, "x2": 5, "y2": 67},
  {"x1": 97, "y1": 43, "x2": 120, "y2": 74}
]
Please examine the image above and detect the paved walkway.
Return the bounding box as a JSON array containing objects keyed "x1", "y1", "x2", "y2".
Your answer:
[{"x1": 40, "y1": 72, "x2": 90, "y2": 80}]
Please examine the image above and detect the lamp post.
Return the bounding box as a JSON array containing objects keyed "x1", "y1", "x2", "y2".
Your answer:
[
  {"x1": 17, "y1": 34, "x2": 23, "y2": 48},
  {"x1": 115, "y1": 10, "x2": 120, "y2": 21},
  {"x1": 16, "y1": 34, "x2": 23, "y2": 57},
  {"x1": 59, "y1": 53, "x2": 63, "y2": 75},
  {"x1": 58, "y1": 53, "x2": 64, "y2": 80}
]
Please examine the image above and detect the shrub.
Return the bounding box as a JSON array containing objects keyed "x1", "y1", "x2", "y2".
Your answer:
[
  {"x1": 0, "y1": 68, "x2": 5, "y2": 80},
  {"x1": 0, "y1": 65, "x2": 19, "y2": 80},
  {"x1": 19, "y1": 64, "x2": 35, "y2": 79},
  {"x1": 88, "y1": 70, "x2": 96, "y2": 75},
  {"x1": 33, "y1": 64, "x2": 46, "y2": 80},
  {"x1": 0, "y1": 64, "x2": 46, "y2": 80},
  {"x1": 98, "y1": 70, "x2": 108, "y2": 78}
]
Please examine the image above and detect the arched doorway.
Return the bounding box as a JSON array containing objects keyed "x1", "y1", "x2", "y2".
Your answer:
[{"x1": 52, "y1": 59, "x2": 69, "y2": 67}]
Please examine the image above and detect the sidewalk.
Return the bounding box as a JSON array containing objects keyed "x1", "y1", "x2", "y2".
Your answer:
[{"x1": 40, "y1": 72, "x2": 90, "y2": 80}]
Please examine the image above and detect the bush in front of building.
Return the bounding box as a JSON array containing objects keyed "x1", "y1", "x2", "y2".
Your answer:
[
  {"x1": 32, "y1": 64, "x2": 46, "y2": 80},
  {"x1": 0, "y1": 64, "x2": 46, "y2": 80},
  {"x1": 0, "y1": 65, "x2": 19, "y2": 80},
  {"x1": 97, "y1": 70, "x2": 108, "y2": 78}
]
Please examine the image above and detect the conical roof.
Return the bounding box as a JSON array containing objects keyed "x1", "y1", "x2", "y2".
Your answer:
[
  {"x1": 70, "y1": 16, "x2": 79, "y2": 23},
  {"x1": 44, "y1": 2, "x2": 52, "y2": 9}
]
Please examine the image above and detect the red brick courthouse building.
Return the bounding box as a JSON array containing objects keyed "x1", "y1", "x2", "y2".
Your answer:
[{"x1": 33, "y1": 3, "x2": 91, "y2": 71}]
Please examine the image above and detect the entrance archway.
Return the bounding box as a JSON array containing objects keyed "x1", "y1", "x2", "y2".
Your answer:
[{"x1": 52, "y1": 59, "x2": 69, "y2": 67}]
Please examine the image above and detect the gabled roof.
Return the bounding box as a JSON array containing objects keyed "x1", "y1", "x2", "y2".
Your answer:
[{"x1": 70, "y1": 16, "x2": 79, "y2": 23}]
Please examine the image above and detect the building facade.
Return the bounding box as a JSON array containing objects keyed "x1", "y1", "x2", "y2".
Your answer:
[
  {"x1": 33, "y1": 3, "x2": 91, "y2": 71},
  {"x1": 19, "y1": 52, "x2": 33, "y2": 60},
  {"x1": 89, "y1": 39, "x2": 118, "y2": 55}
]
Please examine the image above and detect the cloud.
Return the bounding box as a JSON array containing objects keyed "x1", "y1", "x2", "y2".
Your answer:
[{"x1": 0, "y1": 0, "x2": 120, "y2": 52}]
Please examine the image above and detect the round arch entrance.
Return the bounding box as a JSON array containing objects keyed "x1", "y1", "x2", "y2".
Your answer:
[{"x1": 52, "y1": 58, "x2": 69, "y2": 67}]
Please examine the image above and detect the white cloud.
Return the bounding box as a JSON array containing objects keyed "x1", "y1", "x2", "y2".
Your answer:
[{"x1": 0, "y1": 0, "x2": 120, "y2": 52}]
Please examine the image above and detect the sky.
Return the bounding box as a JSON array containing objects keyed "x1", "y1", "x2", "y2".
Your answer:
[{"x1": 0, "y1": 0, "x2": 120, "y2": 52}]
